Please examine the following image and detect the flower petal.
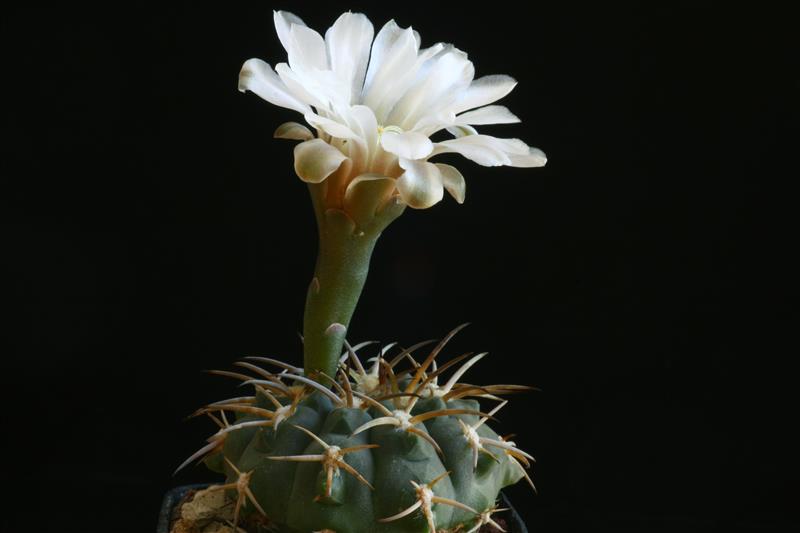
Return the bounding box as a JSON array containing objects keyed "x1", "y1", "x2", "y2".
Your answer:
[
  {"x1": 455, "y1": 105, "x2": 520, "y2": 126},
  {"x1": 508, "y1": 146, "x2": 547, "y2": 168},
  {"x1": 293, "y1": 139, "x2": 348, "y2": 183},
  {"x1": 363, "y1": 20, "x2": 412, "y2": 93},
  {"x1": 380, "y1": 130, "x2": 434, "y2": 160},
  {"x1": 388, "y1": 46, "x2": 475, "y2": 130},
  {"x1": 238, "y1": 59, "x2": 310, "y2": 114},
  {"x1": 452, "y1": 75, "x2": 518, "y2": 114},
  {"x1": 273, "y1": 10, "x2": 306, "y2": 53},
  {"x1": 412, "y1": 110, "x2": 457, "y2": 135},
  {"x1": 287, "y1": 24, "x2": 328, "y2": 72},
  {"x1": 362, "y1": 20, "x2": 420, "y2": 121},
  {"x1": 341, "y1": 105, "x2": 379, "y2": 175},
  {"x1": 491, "y1": 137, "x2": 530, "y2": 155},
  {"x1": 275, "y1": 63, "x2": 327, "y2": 109},
  {"x1": 446, "y1": 124, "x2": 478, "y2": 138},
  {"x1": 489, "y1": 137, "x2": 545, "y2": 165},
  {"x1": 435, "y1": 163, "x2": 466, "y2": 204},
  {"x1": 345, "y1": 105, "x2": 379, "y2": 151},
  {"x1": 435, "y1": 135, "x2": 547, "y2": 168},
  {"x1": 343, "y1": 173, "x2": 397, "y2": 226},
  {"x1": 274, "y1": 122, "x2": 314, "y2": 141},
  {"x1": 304, "y1": 112, "x2": 360, "y2": 141},
  {"x1": 396, "y1": 159, "x2": 444, "y2": 209},
  {"x1": 325, "y1": 12, "x2": 374, "y2": 104},
  {"x1": 433, "y1": 135, "x2": 512, "y2": 167}
]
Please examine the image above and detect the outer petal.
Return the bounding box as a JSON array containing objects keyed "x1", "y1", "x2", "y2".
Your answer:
[
  {"x1": 455, "y1": 105, "x2": 520, "y2": 125},
  {"x1": 325, "y1": 12, "x2": 374, "y2": 103},
  {"x1": 452, "y1": 75, "x2": 518, "y2": 114},
  {"x1": 274, "y1": 122, "x2": 314, "y2": 141},
  {"x1": 396, "y1": 159, "x2": 444, "y2": 209},
  {"x1": 380, "y1": 130, "x2": 434, "y2": 160},
  {"x1": 238, "y1": 59, "x2": 310, "y2": 114},
  {"x1": 435, "y1": 163, "x2": 466, "y2": 204},
  {"x1": 344, "y1": 173, "x2": 397, "y2": 226},
  {"x1": 293, "y1": 139, "x2": 348, "y2": 183}
]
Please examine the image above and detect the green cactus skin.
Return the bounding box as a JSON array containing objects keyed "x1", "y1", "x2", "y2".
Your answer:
[
  {"x1": 183, "y1": 329, "x2": 536, "y2": 533},
  {"x1": 302, "y1": 182, "x2": 405, "y2": 380}
]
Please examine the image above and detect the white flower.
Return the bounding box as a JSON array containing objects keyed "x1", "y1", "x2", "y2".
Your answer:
[{"x1": 239, "y1": 11, "x2": 546, "y2": 213}]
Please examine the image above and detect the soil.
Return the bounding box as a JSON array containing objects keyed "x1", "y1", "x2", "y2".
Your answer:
[
  {"x1": 169, "y1": 487, "x2": 508, "y2": 533},
  {"x1": 169, "y1": 488, "x2": 234, "y2": 533}
]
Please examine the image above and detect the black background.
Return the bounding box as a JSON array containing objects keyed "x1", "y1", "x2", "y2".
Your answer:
[{"x1": 2, "y1": 2, "x2": 797, "y2": 532}]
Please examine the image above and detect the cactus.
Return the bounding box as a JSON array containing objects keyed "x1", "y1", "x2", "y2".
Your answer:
[
  {"x1": 177, "y1": 326, "x2": 535, "y2": 533},
  {"x1": 175, "y1": 9, "x2": 547, "y2": 533}
]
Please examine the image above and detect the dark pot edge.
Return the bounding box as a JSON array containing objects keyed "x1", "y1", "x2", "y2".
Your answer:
[{"x1": 157, "y1": 484, "x2": 527, "y2": 533}]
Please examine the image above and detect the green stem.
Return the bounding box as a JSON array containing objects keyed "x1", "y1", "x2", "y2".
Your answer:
[{"x1": 302, "y1": 185, "x2": 404, "y2": 379}]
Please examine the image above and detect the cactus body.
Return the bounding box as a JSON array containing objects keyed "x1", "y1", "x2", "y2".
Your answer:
[{"x1": 185, "y1": 330, "x2": 535, "y2": 533}]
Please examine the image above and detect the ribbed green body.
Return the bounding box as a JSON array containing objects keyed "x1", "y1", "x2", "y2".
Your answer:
[{"x1": 206, "y1": 392, "x2": 523, "y2": 532}]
